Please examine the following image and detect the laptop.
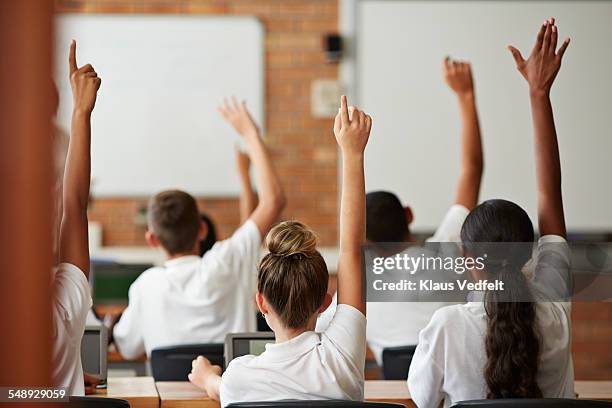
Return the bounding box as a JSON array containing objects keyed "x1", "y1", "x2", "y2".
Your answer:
[
  {"x1": 80, "y1": 325, "x2": 108, "y2": 389},
  {"x1": 224, "y1": 332, "x2": 276, "y2": 365}
]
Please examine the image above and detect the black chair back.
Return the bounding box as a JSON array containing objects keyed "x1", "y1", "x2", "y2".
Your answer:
[
  {"x1": 451, "y1": 399, "x2": 612, "y2": 408},
  {"x1": 227, "y1": 401, "x2": 405, "y2": 407},
  {"x1": 66, "y1": 396, "x2": 130, "y2": 407},
  {"x1": 381, "y1": 345, "x2": 417, "y2": 380},
  {"x1": 150, "y1": 343, "x2": 224, "y2": 381}
]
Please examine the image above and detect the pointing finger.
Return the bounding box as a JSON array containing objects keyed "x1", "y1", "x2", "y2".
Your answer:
[
  {"x1": 69, "y1": 40, "x2": 78, "y2": 75},
  {"x1": 340, "y1": 95, "x2": 349, "y2": 126}
]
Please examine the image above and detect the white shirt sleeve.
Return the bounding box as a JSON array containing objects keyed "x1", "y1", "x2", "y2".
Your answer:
[
  {"x1": 53, "y1": 263, "x2": 92, "y2": 335},
  {"x1": 426, "y1": 205, "x2": 470, "y2": 243},
  {"x1": 407, "y1": 313, "x2": 446, "y2": 408},
  {"x1": 205, "y1": 219, "x2": 262, "y2": 281},
  {"x1": 322, "y1": 304, "x2": 367, "y2": 376},
  {"x1": 533, "y1": 235, "x2": 572, "y2": 303},
  {"x1": 113, "y1": 280, "x2": 146, "y2": 359},
  {"x1": 315, "y1": 292, "x2": 337, "y2": 333}
]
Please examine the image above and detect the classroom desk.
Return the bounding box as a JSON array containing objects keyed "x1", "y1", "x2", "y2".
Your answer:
[
  {"x1": 93, "y1": 376, "x2": 159, "y2": 408},
  {"x1": 155, "y1": 381, "x2": 217, "y2": 408},
  {"x1": 575, "y1": 381, "x2": 612, "y2": 400},
  {"x1": 154, "y1": 381, "x2": 415, "y2": 408},
  {"x1": 99, "y1": 378, "x2": 612, "y2": 408},
  {"x1": 364, "y1": 381, "x2": 414, "y2": 407}
]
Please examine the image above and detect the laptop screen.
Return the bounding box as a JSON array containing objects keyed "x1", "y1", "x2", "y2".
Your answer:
[{"x1": 81, "y1": 328, "x2": 101, "y2": 374}]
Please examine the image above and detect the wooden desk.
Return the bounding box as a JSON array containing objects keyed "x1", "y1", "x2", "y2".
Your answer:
[
  {"x1": 154, "y1": 381, "x2": 413, "y2": 408},
  {"x1": 156, "y1": 381, "x2": 219, "y2": 408},
  {"x1": 575, "y1": 381, "x2": 612, "y2": 400},
  {"x1": 94, "y1": 377, "x2": 159, "y2": 408},
  {"x1": 365, "y1": 381, "x2": 414, "y2": 407},
  {"x1": 143, "y1": 379, "x2": 612, "y2": 408}
]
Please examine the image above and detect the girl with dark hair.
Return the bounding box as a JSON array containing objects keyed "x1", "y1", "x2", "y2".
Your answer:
[{"x1": 408, "y1": 18, "x2": 573, "y2": 407}]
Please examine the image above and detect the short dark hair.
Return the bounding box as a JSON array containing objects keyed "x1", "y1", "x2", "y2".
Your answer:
[
  {"x1": 366, "y1": 191, "x2": 408, "y2": 242},
  {"x1": 258, "y1": 221, "x2": 328, "y2": 329},
  {"x1": 148, "y1": 190, "x2": 200, "y2": 255}
]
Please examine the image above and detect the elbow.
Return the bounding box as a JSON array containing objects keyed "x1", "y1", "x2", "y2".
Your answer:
[{"x1": 271, "y1": 189, "x2": 287, "y2": 215}]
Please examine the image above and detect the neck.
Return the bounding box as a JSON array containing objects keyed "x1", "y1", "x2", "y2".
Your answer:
[
  {"x1": 274, "y1": 326, "x2": 311, "y2": 343},
  {"x1": 166, "y1": 249, "x2": 199, "y2": 261}
]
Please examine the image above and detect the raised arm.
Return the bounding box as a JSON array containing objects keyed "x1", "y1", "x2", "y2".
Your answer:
[
  {"x1": 59, "y1": 40, "x2": 101, "y2": 275},
  {"x1": 234, "y1": 145, "x2": 257, "y2": 223},
  {"x1": 443, "y1": 57, "x2": 483, "y2": 210},
  {"x1": 334, "y1": 95, "x2": 372, "y2": 314},
  {"x1": 219, "y1": 99, "x2": 285, "y2": 237},
  {"x1": 508, "y1": 18, "x2": 569, "y2": 237}
]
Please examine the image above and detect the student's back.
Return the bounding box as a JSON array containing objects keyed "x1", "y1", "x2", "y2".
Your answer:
[
  {"x1": 113, "y1": 99, "x2": 286, "y2": 359},
  {"x1": 188, "y1": 96, "x2": 372, "y2": 407},
  {"x1": 409, "y1": 20, "x2": 574, "y2": 407},
  {"x1": 114, "y1": 216, "x2": 261, "y2": 357},
  {"x1": 409, "y1": 232, "x2": 574, "y2": 407}
]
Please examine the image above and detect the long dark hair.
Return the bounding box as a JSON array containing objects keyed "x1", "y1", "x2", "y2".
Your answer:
[{"x1": 460, "y1": 199, "x2": 542, "y2": 399}]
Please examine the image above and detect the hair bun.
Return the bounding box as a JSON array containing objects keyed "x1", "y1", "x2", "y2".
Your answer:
[{"x1": 266, "y1": 221, "x2": 318, "y2": 258}]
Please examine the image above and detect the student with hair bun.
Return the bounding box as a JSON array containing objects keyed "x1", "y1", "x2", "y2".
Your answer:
[
  {"x1": 188, "y1": 95, "x2": 372, "y2": 406},
  {"x1": 408, "y1": 18, "x2": 574, "y2": 408}
]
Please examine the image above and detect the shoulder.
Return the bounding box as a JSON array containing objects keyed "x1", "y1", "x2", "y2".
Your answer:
[
  {"x1": 128, "y1": 266, "x2": 164, "y2": 292},
  {"x1": 222, "y1": 355, "x2": 258, "y2": 385},
  {"x1": 424, "y1": 303, "x2": 476, "y2": 338}
]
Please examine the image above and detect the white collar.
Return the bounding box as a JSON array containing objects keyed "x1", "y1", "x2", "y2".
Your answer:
[
  {"x1": 164, "y1": 255, "x2": 201, "y2": 268},
  {"x1": 260, "y1": 331, "x2": 321, "y2": 362}
]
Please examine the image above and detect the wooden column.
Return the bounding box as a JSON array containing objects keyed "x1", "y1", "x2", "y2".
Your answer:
[{"x1": 0, "y1": 0, "x2": 54, "y2": 388}]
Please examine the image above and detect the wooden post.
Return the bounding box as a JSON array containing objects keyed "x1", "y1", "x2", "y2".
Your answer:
[{"x1": 0, "y1": 0, "x2": 54, "y2": 388}]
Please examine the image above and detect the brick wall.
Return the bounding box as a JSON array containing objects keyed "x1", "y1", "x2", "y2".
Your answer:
[{"x1": 55, "y1": 0, "x2": 339, "y2": 246}]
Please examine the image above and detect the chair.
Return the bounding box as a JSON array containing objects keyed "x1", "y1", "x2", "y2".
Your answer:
[
  {"x1": 451, "y1": 399, "x2": 612, "y2": 408},
  {"x1": 150, "y1": 343, "x2": 224, "y2": 381},
  {"x1": 381, "y1": 345, "x2": 417, "y2": 380},
  {"x1": 227, "y1": 401, "x2": 405, "y2": 408},
  {"x1": 66, "y1": 396, "x2": 130, "y2": 407}
]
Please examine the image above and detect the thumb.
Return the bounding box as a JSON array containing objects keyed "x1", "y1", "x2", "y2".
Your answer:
[
  {"x1": 69, "y1": 40, "x2": 78, "y2": 75},
  {"x1": 507, "y1": 45, "x2": 525, "y2": 66}
]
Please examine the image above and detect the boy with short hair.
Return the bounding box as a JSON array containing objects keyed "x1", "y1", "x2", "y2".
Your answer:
[{"x1": 112, "y1": 99, "x2": 285, "y2": 359}]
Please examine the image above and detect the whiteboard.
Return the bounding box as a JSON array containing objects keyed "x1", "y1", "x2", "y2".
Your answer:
[
  {"x1": 54, "y1": 15, "x2": 264, "y2": 196},
  {"x1": 356, "y1": 1, "x2": 612, "y2": 232}
]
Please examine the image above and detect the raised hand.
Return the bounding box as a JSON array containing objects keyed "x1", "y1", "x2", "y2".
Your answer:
[
  {"x1": 219, "y1": 97, "x2": 260, "y2": 138},
  {"x1": 333, "y1": 95, "x2": 372, "y2": 156},
  {"x1": 508, "y1": 18, "x2": 570, "y2": 93},
  {"x1": 69, "y1": 40, "x2": 101, "y2": 114},
  {"x1": 443, "y1": 57, "x2": 474, "y2": 96}
]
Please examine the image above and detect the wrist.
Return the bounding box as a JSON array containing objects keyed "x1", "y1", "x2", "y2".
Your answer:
[
  {"x1": 72, "y1": 108, "x2": 92, "y2": 118},
  {"x1": 529, "y1": 88, "x2": 551, "y2": 99},
  {"x1": 457, "y1": 91, "x2": 475, "y2": 103},
  {"x1": 341, "y1": 150, "x2": 365, "y2": 162}
]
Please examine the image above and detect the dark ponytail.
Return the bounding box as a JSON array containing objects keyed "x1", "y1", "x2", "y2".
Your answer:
[{"x1": 461, "y1": 199, "x2": 542, "y2": 399}]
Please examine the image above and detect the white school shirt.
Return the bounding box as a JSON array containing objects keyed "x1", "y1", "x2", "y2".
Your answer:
[
  {"x1": 408, "y1": 235, "x2": 574, "y2": 408},
  {"x1": 317, "y1": 205, "x2": 469, "y2": 364},
  {"x1": 220, "y1": 304, "x2": 367, "y2": 407},
  {"x1": 113, "y1": 220, "x2": 261, "y2": 358},
  {"x1": 52, "y1": 263, "x2": 92, "y2": 396}
]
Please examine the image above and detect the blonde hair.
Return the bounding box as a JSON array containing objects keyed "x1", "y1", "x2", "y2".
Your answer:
[{"x1": 258, "y1": 221, "x2": 329, "y2": 329}]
